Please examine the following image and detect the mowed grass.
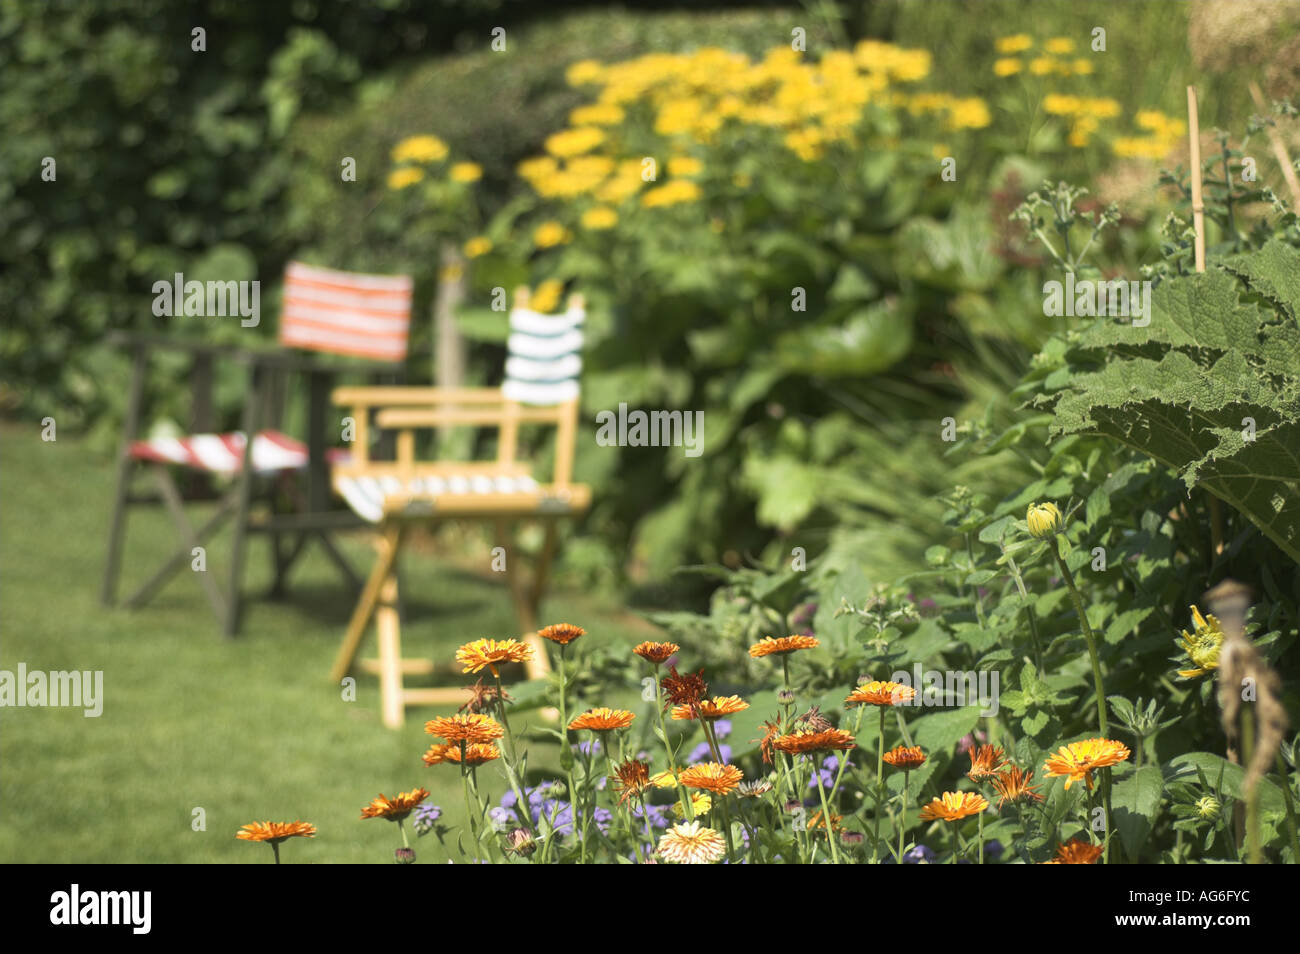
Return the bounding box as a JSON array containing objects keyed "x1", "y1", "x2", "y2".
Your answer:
[{"x1": 0, "y1": 423, "x2": 655, "y2": 863}]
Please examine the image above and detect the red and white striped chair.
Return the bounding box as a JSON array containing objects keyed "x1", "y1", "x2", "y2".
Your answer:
[{"x1": 102, "y1": 262, "x2": 413, "y2": 637}]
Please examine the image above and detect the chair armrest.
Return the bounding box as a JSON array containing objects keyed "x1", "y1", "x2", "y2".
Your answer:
[
  {"x1": 331, "y1": 385, "x2": 503, "y2": 407},
  {"x1": 105, "y1": 331, "x2": 237, "y2": 359}
]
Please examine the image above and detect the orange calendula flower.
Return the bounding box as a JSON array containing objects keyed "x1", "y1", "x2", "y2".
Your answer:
[
  {"x1": 455, "y1": 638, "x2": 534, "y2": 675},
  {"x1": 610, "y1": 759, "x2": 652, "y2": 806},
  {"x1": 633, "y1": 641, "x2": 680, "y2": 664},
  {"x1": 671, "y1": 694, "x2": 749, "y2": 721},
  {"x1": 538, "y1": 623, "x2": 585, "y2": 646},
  {"x1": 808, "y1": 809, "x2": 842, "y2": 831},
  {"x1": 360, "y1": 788, "x2": 429, "y2": 821},
  {"x1": 748, "y1": 635, "x2": 820, "y2": 658},
  {"x1": 422, "y1": 742, "x2": 501, "y2": 766},
  {"x1": 967, "y1": 744, "x2": 1007, "y2": 781},
  {"x1": 882, "y1": 745, "x2": 927, "y2": 770},
  {"x1": 1042, "y1": 738, "x2": 1131, "y2": 791},
  {"x1": 678, "y1": 762, "x2": 744, "y2": 796},
  {"x1": 236, "y1": 821, "x2": 317, "y2": 843},
  {"x1": 424, "y1": 713, "x2": 504, "y2": 744},
  {"x1": 773, "y1": 729, "x2": 857, "y2": 755},
  {"x1": 568, "y1": 707, "x2": 636, "y2": 732},
  {"x1": 1044, "y1": 837, "x2": 1103, "y2": 864},
  {"x1": 657, "y1": 821, "x2": 726, "y2": 864},
  {"x1": 990, "y1": 765, "x2": 1044, "y2": 809},
  {"x1": 918, "y1": 791, "x2": 989, "y2": 822},
  {"x1": 844, "y1": 680, "x2": 917, "y2": 707}
]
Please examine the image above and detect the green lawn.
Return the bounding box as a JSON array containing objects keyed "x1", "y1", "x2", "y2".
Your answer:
[{"x1": 0, "y1": 422, "x2": 655, "y2": 863}]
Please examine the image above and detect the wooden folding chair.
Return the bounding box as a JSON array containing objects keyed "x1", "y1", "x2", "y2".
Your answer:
[
  {"x1": 101, "y1": 262, "x2": 414, "y2": 636},
  {"x1": 328, "y1": 288, "x2": 590, "y2": 726}
]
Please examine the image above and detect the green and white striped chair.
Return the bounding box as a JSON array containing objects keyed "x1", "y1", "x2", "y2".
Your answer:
[{"x1": 328, "y1": 287, "x2": 590, "y2": 725}]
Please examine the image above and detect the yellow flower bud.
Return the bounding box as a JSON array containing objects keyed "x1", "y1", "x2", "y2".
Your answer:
[{"x1": 1026, "y1": 502, "x2": 1062, "y2": 539}]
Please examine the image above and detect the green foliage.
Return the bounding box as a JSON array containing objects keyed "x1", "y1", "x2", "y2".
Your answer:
[{"x1": 1037, "y1": 240, "x2": 1300, "y2": 562}]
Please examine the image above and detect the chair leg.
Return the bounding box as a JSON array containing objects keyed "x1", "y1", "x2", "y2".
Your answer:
[
  {"x1": 123, "y1": 488, "x2": 237, "y2": 609},
  {"x1": 153, "y1": 467, "x2": 229, "y2": 623},
  {"x1": 376, "y1": 569, "x2": 404, "y2": 728},
  {"x1": 330, "y1": 525, "x2": 402, "y2": 684},
  {"x1": 101, "y1": 347, "x2": 147, "y2": 606},
  {"x1": 224, "y1": 367, "x2": 262, "y2": 638}
]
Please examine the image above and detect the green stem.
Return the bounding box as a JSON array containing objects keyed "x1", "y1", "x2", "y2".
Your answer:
[
  {"x1": 1053, "y1": 544, "x2": 1112, "y2": 865},
  {"x1": 978, "y1": 809, "x2": 984, "y2": 865},
  {"x1": 271, "y1": 842, "x2": 280, "y2": 865},
  {"x1": 815, "y1": 758, "x2": 842, "y2": 864},
  {"x1": 492, "y1": 671, "x2": 536, "y2": 837},
  {"x1": 872, "y1": 705, "x2": 885, "y2": 863}
]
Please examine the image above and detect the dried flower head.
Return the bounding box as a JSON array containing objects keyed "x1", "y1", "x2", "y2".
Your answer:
[
  {"x1": 793, "y1": 705, "x2": 834, "y2": 733},
  {"x1": 990, "y1": 766, "x2": 1044, "y2": 809},
  {"x1": 738, "y1": 778, "x2": 774, "y2": 798},
  {"x1": 458, "y1": 677, "x2": 512, "y2": 714},
  {"x1": 661, "y1": 666, "x2": 708, "y2": 709},
  {"x1": 610, "y1": 759, "x2": 652, "y2": 806},
  {"x1": 967, "y1": 744, "x2": 1007, "y2": 781}
]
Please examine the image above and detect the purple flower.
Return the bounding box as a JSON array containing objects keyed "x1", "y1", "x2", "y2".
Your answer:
[
  {"x1": 412, "y1": 803, "x2": 442, "y2": 835},
  {"x1": 713, "y1": 719, "x2": 733, "y2": 741},
  {"x1": 687, "y1": 741, "x2": 732, "y2": 764},
  {"x1": 986, "y1": 839, "x2": 1004, "y2": 860},
  {"x1": 904, "y1": 845, "x2": 936, "y2": 864}
]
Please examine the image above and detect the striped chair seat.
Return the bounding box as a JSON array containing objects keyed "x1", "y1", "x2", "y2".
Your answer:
[
  {"x1": 130, "y1": 430, "x2": 350, "y2": 475},
  {"x1": 335, "y1": 472, "x2": 590, "y2": 523}
]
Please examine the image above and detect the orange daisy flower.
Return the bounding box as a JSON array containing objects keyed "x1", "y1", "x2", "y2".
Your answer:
[
  {"x1": 748, "y1": 635, "x2": 820, "y2": 658},
  {"x1": 610, "y1": 759, "x2": 652, "y2": 806},
  {"x1": 918, "y1": 791, "x2": 988, "y2": 822},
  {"x1": 990, "y1": 765, "x2": 1044, "y2": 809},
  {"x1": 967, "y1": 744, "x2": 1007, "y2": 780},
  {"x1": 235, "y1": 821, "x2": 317, "y2": 844},
  {"x1": 538, "y1": 623, "x2": 585, "y2": 646},
  {"x1": 422, "y1": 742, "x2": 501, "y2": 766},
  {"x1": 844, "y1": 680, "x2": 917, "y2": 707},
  {"x1": 633, "y1": 641, "x2": 680, "y2": 664},
  {"x1": 455, "y1": 638, "x2": 534, "y2": 675},
  {"x1": 772, "y1": 728, "x2": 857, "y2": 755},
  {"x1": 568, "y1": 707, "x2": 636, "y2": 732},
  {"x1": 678, "y1": 762, "x2": 744, "y2": 796},
  {"x1": 360, "y1": 787, "x2": 429, "y2": 821},
  {"x1": 808, "y1": 809, "x2": 843, "y2": 831},
  {"x1": 424, "y1": 712, "x2": 504, "y2": 744},
  {"x1": 1044, "y1": 837, "x2": 1103, "y2": 864},
  {"x1": 1042, "y1": 738, "x2": 1131, "y2": 791},
  {"x1": 882, "y1": 745, "x2": 927, "y2": 770},
  {"x1": 670, "y1": 694, "x2": 749, "y2": 721}
]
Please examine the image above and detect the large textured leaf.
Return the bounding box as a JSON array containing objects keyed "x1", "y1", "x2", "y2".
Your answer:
[{"x1": 1040, "y1": 241, "x2": 1300, "y2": 562}]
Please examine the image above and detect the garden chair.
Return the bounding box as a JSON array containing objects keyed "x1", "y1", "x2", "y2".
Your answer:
[
  {"x1": 101, "y1": 261, "x2": 414, "y2": 637},
  {"x1": 327, "y1": 287, "x2": 590, "y2": 727}
]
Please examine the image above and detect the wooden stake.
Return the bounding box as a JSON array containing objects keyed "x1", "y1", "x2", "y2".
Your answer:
[
  {"x1": 1187, "y1": 86, "x2": 1206, "y2": 273},
  {"x1": 1248, "y1": 80, "x2": 1300, "y2": 208}
]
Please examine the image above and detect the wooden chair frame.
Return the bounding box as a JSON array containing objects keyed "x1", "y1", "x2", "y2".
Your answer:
[{"x1": 327, "y1": 382, "x2": 588, "y2": 724}]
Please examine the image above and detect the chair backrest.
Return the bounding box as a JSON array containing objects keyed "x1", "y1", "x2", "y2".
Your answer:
[
  {"x1": 502, "y1": 288, "x2": 585, "y2": 406},
  {"x1": 279, "y1": 261, "x2": 413, "y2": 363}
]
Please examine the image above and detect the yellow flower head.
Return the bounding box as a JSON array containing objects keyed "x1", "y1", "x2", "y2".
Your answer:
[
  {"x1": 529, "y1": 279, "x2": 565, "y2": 314},
  {"x1": 387, "y1": 167, "x2": 425, "y2": 190},
  {"x1": 657, "y1": 820, "x2": 725, "y2": 863},
  {"x1": 544, "y1": 127, "x2": 605, "y2": 158},
  {"x1": 993, "y1": 58, "x2": 1022, "y2": 77},
  {"x1": 1026, "y1": 501, "x2": 1062, "y2": 539},
  {"x1": 450, "y1": 162, "x2": 482, "y2": 183},
  {"x1": 533, "y1": 221, "x2": 573, "y2": 249},
  {"x1": 918, "y1": 791, "x2": 988, "y2": 822},
  {"x1": 463, "y1": 236, "x2": 493, "y2": 259},
  {"x1": 1045, "y1": 37, "x2": 1076, "y2": 55},
  {"x1": 995, "y1": 35, "x2": 1033, "y2": 55},
  {"x1": 581, "y1": 206, "x2": 618, "y2": 230},
  {"x1": 641, "y1": 180, "x2": 701, "y2": 208},
  {"x1": 391, "y1": 135, "x2": 448, "y2": 163},
  {"x1": 670, "y1": 792, "x2": 713, "y2": 820},
  {"x1": 1176, "y1": 605, "x2": 1224, "y2": 679},
  {"x1": 566, "y1": 59, "x2": 605, "y2": 86},
  {"x1": 454, "y1": 638, "x2": 534, "y2": 675}
]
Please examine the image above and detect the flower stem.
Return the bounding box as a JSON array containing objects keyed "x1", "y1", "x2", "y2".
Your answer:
[
  {"x1": 1053, "y1": 543, "x2": 1112, "y2": 864},
  {"x1": 492, "y1": 671, "x2": 536, "y2": 838},
  {"x1": 815, "y1": 760, "x2": 842, "y2": 864},
  {"x1": 872, "y1": 705, "x2": 885, "y2": 863},
  {"x1": 898, "y1": 770, "x2": 909, "y2": 862}
]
